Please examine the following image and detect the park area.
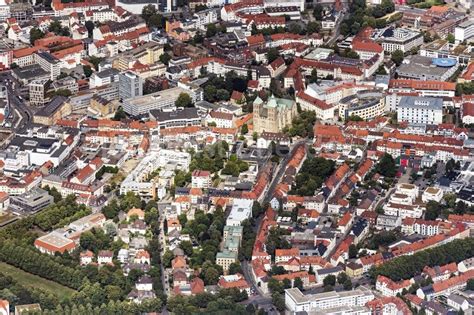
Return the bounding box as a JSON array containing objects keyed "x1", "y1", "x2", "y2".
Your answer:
[{"x1": 0, "y1": 262, "x2": 76, "y2": 299}]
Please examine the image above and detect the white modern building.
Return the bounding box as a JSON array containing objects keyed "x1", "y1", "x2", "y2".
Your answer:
[
  {"x1": 285, "y1": 287, "x2": 375, "y2": 313},
  {"x1": 226, "y1": 198, "x2": 253, "y2": 226},
  {"x1": 397, "y1": 96, "x2": 443, "y2": 126},
  {"x1": 89, "y1": 68, "x2": 120, "y2": 89},
  {"x1": 122, "y1": 86, "x2": 201, "y2": 116},
  {"x1": 378, "y1": 28, "x2": 423, "y2": 53},
  {"x1": 455, "y1": 19, "x2": 474, "y2": 43}
]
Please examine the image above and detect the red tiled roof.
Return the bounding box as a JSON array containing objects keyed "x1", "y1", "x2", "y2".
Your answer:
[
  {"x1": 389, "y1": 79, "x2": 455, "y2": 91},
  {"x1": 432, "y1": 269, "x2": 474, "y2": 293},
  {"x1": 296, "y1": 91, "x2": 333, "y2": 110},
  {"x1": 275, "y1": 248, "x2": 299, "y2": 257},
  {"x1": 352, "y1": 39, "x2": 383, "y2": 53},
  {"x1": 462, "y1": 102, "x2": 474, "y2": 118},
  {"x1": 246, "y1": 34, "x2": 265, "y2": 46}
]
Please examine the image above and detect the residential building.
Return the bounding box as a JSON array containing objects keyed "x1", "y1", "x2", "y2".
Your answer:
[
  {"x1": 375, "y1": 275, "x2": 411, "y2": 297},
  {"x1": 417, "y1": 269, "x2": 474, "y2": 300},
  {"x1": 216, "y1": 250, "x2": 238, "y2": 273},
  {"x1": 191, "y1": 170, "x2": 211, "y2": 189},
  {"x1": 397, "y1": 96, "x2": 443, "y2": 126},
  {"x1": 422, "y1": 187, "x2": 443, "y2": 203},
  {"x1": 285, "y1": 287, "x2": 375, "y2": 313},
  {"x1": 33, "y1": 96, "x2": 72, "y2": 126}
]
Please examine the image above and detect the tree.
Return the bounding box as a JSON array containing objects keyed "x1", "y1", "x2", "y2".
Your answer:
[
  {"x1": 347, "y1": 115, "x2": 364, "y2": 122},
  {"x1": 159, "y1": 52, "x2": 171, "y2": 65},
  {"x1": 206, "y1": 23, "x2": 219, "y2": 37},
  {"x1": 376, "y1": 153, "x2": 397, "y2": 178},
  {"x1": 391, "y1": 49, "x2": 404, "y2": 66},
  {"x1": 376, "y1": 64, "x2": 387, "y2": 75},
  {"x1": 323, "y1": 275, "x2": 336, "y2": 287},
  {"x1": 83, "y1": 65, "x2": 93, "y2": 78},
  {"x1": 241, "y1": 123, "x2": 248, "y2": 134},
  {"x1": 200, "y1": 262, "x2": 222, "y2": 285},
  {"x1": 337, "y1": 272, "x2": 348, "y2": 285},
  {"x1": 345, "y1": 49, "x2": 360, "y2": 59},
  {"x1": 228, "y1": 262, "x2": 243, "y2": 275},
  {"x1": 85, "y1": 21, "x2": 94, "y2": 38},
  {"x1": 48, "y1": 20, "x2": 70, "y2": 36},
  {"x1": 288, "y1": 23, "x2": 302, "y2": 34},
  {"x1": 148, "y1": 14, "x2": 164, "y2": 29},
  {"x1": 343, "y1": 279, "x2": 353, "y2": 290},
  {"x1": 272, "y1": 293, "x2": 285, "y2": 312},
  {"x1": 293, "y1": 277, "x2": 304, "y2": 291},
  {"x1": 175, "y1": 93, "x2": 193, "y2": 107},
  {"x1": 313, "y1": 4, "x2": 323, "y2": 20},
  {"x1": 349, "y1": 244, "x2": 358, "y2": 259},
  {"x1": 467, "y1": 278, "x2": 474, "y2": 290},
  {"x1": 267, "y1": 48, "x2": 280, "y2": 63},
  {"x1": 370, "y1": 238, "x2": 474, "y2": 282},
  {"x1": 179, "y1": 240, "x2": 194, "y2": 256},
  {"x1": 30, "y1": 27, "x2": 45, "y2": 45},
  {"x1": 447, "y1": 33, "x2": 455, "y2": 44},
  {"x1": 425, "y1": 201, "x2": 443, "y2": 220},
  {"x1": 113, "y1": 106, "x2": 127, "y2": 121},
  {"x1": 309, "y1": 69, "x2": 318, "y2": 83},
  {"x1": 307, "y1": 21, "x2": 321, "y2": 34},
  {"x1": 142, "y1": 4, "x2": 157, "y2": 24},
  {"x1": 88, "y1": 56, "x2": 103, "y2": 71}
]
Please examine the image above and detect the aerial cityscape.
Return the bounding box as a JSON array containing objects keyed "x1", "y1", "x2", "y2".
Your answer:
[{"x1": 0, "y1": 0, "x2": 473, "y2": 313}]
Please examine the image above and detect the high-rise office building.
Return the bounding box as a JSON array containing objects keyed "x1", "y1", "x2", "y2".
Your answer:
[{"x1": 119, "y1": 71, "x2": 143, "y2": 101}]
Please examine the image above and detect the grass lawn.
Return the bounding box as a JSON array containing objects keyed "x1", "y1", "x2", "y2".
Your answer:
[{"x1": 0, "y1": 262, "x2": 76, "y2": 299}]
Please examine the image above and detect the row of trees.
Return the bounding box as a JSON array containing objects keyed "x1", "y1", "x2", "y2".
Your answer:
[
  {"x1": 0, "y1": 272, "x2": 59, "y2": 311},
  {"x1": 290, "y1": 157, "x2": 335, "y2": 196},
  {"x1": 22, "y1": 299, "x2": 163, "y2": 315},
  {"x1": 0, "y1": 240, "x2": 84, "y2": 290},
  {"x1": 166, "y1": 289, "x2": 253, "y2": 314},
  {"x1": 370, "y1": 238, "x2": 474, "y2": 281}
]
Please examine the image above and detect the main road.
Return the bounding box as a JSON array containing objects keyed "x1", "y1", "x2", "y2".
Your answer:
[{"x1": 0, "y1": 71, "x2": 33, "y2": 131}]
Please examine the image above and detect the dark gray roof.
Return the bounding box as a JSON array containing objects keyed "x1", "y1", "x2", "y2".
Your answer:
[
  {"x1": 96, "y1": 68, "x2": 120, "y2": 79},
  {"x1": 36, "y1": 51, "x2": 59, "y2": 64},
  {"x1": 150, "y1": 108, "x2": 199, "y2": 121},
  {"x1": 36, "y1": 96, "x2": 68, "y2": 117}
]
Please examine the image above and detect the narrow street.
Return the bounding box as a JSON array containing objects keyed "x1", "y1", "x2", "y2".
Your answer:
[{"x1": 240, "y1": 141, "x2": 306, "y2": 308}]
